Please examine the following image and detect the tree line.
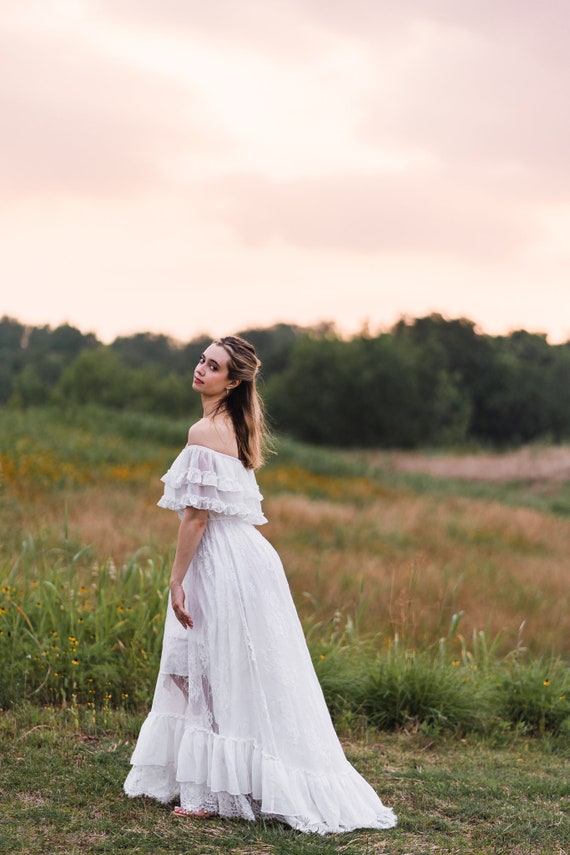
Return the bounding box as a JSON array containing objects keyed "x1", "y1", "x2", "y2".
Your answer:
[{"x1": 1, "y1": 314, "x2": 569, "y2": 448}]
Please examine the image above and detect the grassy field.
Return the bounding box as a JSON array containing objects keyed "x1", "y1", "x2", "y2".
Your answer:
[
  {"x1": 0, "y1": 705, "x2": 568, "y2": 855},
  {"x1": 0, "y1": 406, "x2": 569, "y2": 853},
  {"x1": 1, "y1": 407, "x2": 569, "y2": 657}
]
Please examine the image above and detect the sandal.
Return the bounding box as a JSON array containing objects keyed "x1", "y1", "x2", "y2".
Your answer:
[{"x1": 173, "y1": 806, "x2": 217, "y2": 819}]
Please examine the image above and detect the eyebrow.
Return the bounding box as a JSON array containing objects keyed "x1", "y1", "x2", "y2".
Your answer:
[{"x1": 202, "y1": 353, "x2": 220, "y2": 367}]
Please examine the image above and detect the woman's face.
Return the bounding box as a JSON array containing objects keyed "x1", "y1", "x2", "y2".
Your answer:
[{"x1": 192, "y1": 343, "x2": 232, "y2": 398}]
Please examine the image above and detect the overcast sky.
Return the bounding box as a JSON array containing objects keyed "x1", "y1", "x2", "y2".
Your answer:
[{"x1": 1, "y1": 0, "x2": 569, "y2": 343}]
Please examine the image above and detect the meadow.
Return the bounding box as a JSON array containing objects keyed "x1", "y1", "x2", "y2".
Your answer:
[
  {"x1": 1, "y1": 703, "x2": 568, "y2": 855},
  {"x1": 0, "y1": 406, "x2": 569, "y2": 854}
]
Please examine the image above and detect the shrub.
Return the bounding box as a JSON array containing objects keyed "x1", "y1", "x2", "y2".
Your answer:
[
  {"x1": 498, "y1": 658, "x2": 570, "y2": 736},
  {"x1": 355, "y1": 646, "x2": 490, "y2": 735}
]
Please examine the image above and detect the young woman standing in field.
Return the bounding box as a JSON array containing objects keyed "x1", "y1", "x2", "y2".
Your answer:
[{"x1": 124, "y1": 335, "x2": 397, "y2": 834}]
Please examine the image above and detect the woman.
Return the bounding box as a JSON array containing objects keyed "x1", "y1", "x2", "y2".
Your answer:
[{"x1": 124, "y1": 335, "x2": 397, "y2": 834}]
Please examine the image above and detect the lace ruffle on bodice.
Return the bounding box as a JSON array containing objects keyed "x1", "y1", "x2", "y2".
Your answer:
[{"x1": 157, "y1": 444, "x2": 267, "y2": 525}]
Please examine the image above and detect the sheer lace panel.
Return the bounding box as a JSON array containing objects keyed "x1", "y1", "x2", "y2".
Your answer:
[{"x1": 180, "y1": 783, "x2": 261, "y2": 821}]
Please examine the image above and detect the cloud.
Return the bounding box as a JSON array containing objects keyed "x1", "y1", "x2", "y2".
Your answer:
[
  {"x1": 271, "y1": 1, "x2": 570, "y2": 196},
  {"x1": 100, "y1": 1, "x2": 570, "y2": 204},
  {"x1": 6, "y1": 0, "x2": 569, "y2": 210},
  {"x1": 98, "y1": 0, "x2": 334, "y2": 66},
  {"x1": 2, "y1": 0, "x2": 569, "y2": 346},
  {"x1": 0, "y1": 21, "x2": 224, "y2": 199},
  {"x1": 357, "y1": 16, "x2": 570, "y2": 196},
  {"x1": 290, "y1": 0, "x2": 570, "y2": 60},
  {"x1": 203, "y1": 169, "x2": 533, "y2": 259}
]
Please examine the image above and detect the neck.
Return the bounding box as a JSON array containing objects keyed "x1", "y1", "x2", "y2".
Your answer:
[{"x1": 202, "y1": 393, "x2": 225, "y2": 419}]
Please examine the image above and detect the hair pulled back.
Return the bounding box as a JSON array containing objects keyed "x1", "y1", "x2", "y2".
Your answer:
[{"x1": 214, "y1": 335, "x2": 270, "y2": 470}]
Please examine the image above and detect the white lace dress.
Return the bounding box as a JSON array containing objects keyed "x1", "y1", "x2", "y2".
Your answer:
[{"x1": 123, "y1": 444, "x2": 397, "y2": 834}]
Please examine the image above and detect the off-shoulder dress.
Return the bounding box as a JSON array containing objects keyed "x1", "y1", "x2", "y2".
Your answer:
[{"x1": 124, "y1": 444, "x2": 396, "y2": 834}]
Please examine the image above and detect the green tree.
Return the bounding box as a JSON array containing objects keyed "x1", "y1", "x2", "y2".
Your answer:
[
  {"x1": 8, "y1": 365, "x2": 49, "y2": 408},
  {"x1": 394, "y1": 314, "x2": 510, "y2": 442},
  {"x1": 238, "y1": 323, "x2": 306, "y2": 379},
  {"x1": 56, "y1": 348, "x2": 128, "y2": 408},
  {"x1": 545, "y1": 344, "x2": 570, "y2": 441},
  {"x1": 266, "y1": 333, "x2": 432, "y2": 448},
  {"x1": 0, "y1": 316, "x2": 26, "y2": 402},
  {"x1": 110, "y1": 332, "x2": 183, "y2": 373}
]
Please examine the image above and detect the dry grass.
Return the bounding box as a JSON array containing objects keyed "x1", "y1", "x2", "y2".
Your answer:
[
  {"x1": 263, "y1": 491, "x2": 570, "y2": 655},
  {"x1": 382, "y1": 445, "x2": 570, "y2": 482},
  {"x1": 3, "y1": 436, "x2": 569, "y2": 656},
  {"x1": 3, "y1": 478, "x2": 178, "y2": 563},
  {"x1": 2, "y1": 705, "x2": 568, "y2": 855},
  {"x1": 6, "y1": 485, "x2": 570, "y2": 656}
]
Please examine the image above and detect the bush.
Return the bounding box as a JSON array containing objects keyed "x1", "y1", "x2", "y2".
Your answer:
[
  {"x1": 498, "y1": 658, "x2": 570, "y2": 736},
  {"x1": 356, "y1": 650, "x2": 489, "y2": 734}
]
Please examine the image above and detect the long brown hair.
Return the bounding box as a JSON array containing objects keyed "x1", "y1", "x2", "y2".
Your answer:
[{"x1": 214, "y1": 336, "x2": 271, "y2": 469}]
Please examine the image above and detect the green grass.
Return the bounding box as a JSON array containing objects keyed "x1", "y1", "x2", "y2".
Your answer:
[
  {"x1": 1, "y1": 407, "x2": 569, "y2": 852},
  {"x1": 0, "y1": 403, "x2": 191, "y2": 454},
  {"x1": 276, "y1": 436, "x2": 570, "y2": 518},
  {"x1": 3, "y1": 540, "x2": 569, "y2": 738},
  {"x1": 310, "y1": 618, "x2": 570, "y2": 740},
  {"x1": 374, "y1": 468, "x2": 570, "y2": 518},
  {"x1": 2, "y1": 406, "x2": 569, "y2": 518},
  {"x1": 0, "y1": 540, "x2": 174, "y2": 709},
  {"x1": 0, "y1": 705, "x2": 568, "y2": 855}
]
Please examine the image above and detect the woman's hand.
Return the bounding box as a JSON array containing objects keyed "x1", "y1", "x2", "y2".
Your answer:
[
  {"x1": 169, "y1": 506, "x2": 208, "y2": 629},
  {"x1": 170, "y1": 581, "x2": 193, "y2": 629}
]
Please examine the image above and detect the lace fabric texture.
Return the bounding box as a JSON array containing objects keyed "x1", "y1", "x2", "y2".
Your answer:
[
  {"x1": 157, "y1": 444, "x2": 267, "y2": 525},
  {"x1": 124, "y1": 445, "x2": 397, "y2": 834}
]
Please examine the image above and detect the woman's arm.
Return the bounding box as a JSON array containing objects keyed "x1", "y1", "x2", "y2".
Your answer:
[{"x1": 169, "y1": 506, "x2": 208, "y2": 629}]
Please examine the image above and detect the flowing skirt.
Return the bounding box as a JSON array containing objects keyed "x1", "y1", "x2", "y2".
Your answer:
[{"x1": 124, "y1": 518, "x2": 396, "y2": 834}]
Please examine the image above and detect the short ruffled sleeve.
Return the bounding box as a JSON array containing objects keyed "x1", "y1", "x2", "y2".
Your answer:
[{"x1": 157, "y1": 445, "x2": 267, "y2": 525}]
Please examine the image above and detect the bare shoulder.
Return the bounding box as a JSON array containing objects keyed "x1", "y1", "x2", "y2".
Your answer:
[
  {"x1": 187, "y1": 417, "x2": 239, "y2": 459},
  {"x1": 187, "y1": 419, "x2": 217, "y2": 448}
]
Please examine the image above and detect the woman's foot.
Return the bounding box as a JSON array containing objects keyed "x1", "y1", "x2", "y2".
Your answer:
[{"x1": 173, "y1": 806, "x2": 217, "y2": 819}]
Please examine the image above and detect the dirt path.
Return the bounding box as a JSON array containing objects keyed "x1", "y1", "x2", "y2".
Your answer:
[{"x1": 384, "y1": 445, "x2": 570, "y2": 482}]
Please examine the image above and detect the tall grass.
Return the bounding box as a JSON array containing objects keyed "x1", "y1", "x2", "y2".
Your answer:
[
  {"x1": 274, "y1": 436, "x2": 570, "y2": 517},
  {"x1": 1, "y1": 536, "x2": 168, "y2": 710},
  {"x1": 2, "y1": 540, "x2": 569, "y2": 742},
  {"x1": 1, "y1": 406, "x2": 569, "y2": 742},
  {"x1": 264, "y1": 491, "x2": 570, "y2": 656},
  {"x1": 2, "y1": 405, "x2": 569, "y2": 653},
  {"x1": 309, "y1": 611, "x2": 570, "y2": 741}
]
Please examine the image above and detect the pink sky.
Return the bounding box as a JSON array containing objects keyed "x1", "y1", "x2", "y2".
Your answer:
[{"x1": 1, "y1": 0, "x2": 569, "y2": 343}]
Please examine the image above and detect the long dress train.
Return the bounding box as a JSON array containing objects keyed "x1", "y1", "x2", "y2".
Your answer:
[{"x1": 124, "y1": 444, "x2": 397, "y2": 834}]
